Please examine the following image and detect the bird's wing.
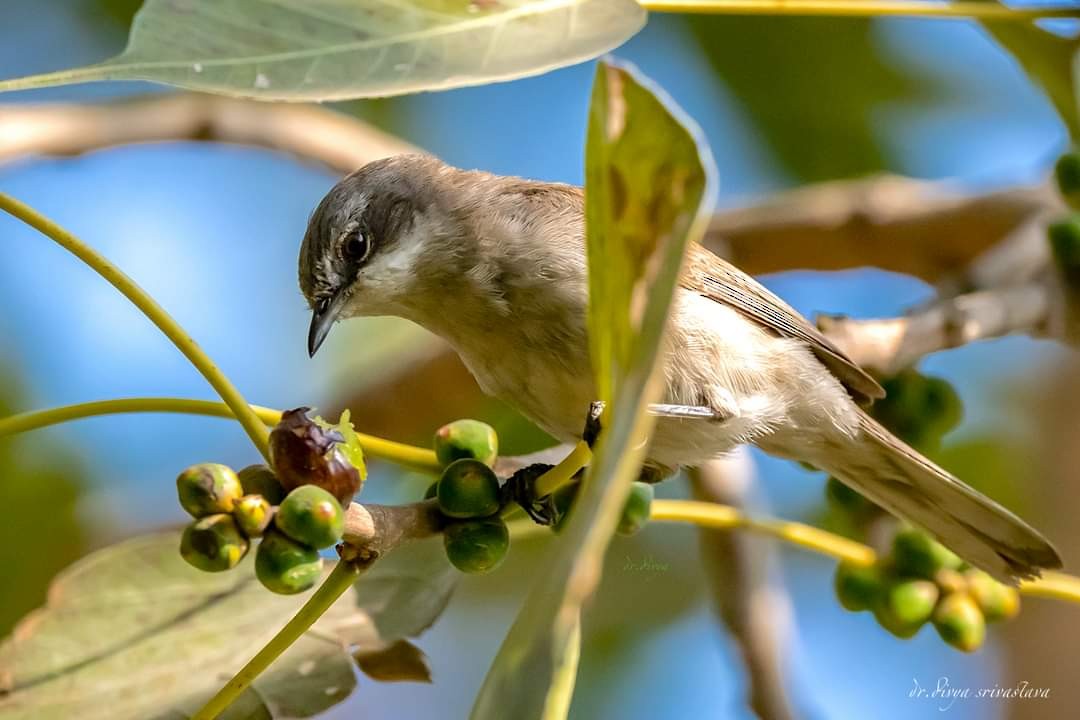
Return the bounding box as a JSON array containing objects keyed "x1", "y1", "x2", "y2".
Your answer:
[{"x1": 682, "y1": 244, "x2": 885, "y2": 405}]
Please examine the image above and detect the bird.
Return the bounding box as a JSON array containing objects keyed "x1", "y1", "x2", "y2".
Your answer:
[{"x1": 298, "y1": 153, "x2": 1061, "y2": 584}]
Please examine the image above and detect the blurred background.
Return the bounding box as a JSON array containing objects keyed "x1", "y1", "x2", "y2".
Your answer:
[{"x1": 0, "y1": 2, "x2": 1076, "y2": 718}]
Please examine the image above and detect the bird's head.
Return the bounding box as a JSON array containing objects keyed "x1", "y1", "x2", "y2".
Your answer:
[{"x1": 299, "y1": 154, "x2": 451, "y2": 356}]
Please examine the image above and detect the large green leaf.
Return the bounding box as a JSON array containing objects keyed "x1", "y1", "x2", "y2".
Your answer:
[
  {"x1": 0, "y1": 534, "x2": 456, "y2": 720},
  {"x1": 469, "y1": 59, "x2": 715, "y2": 720},
  {"x1": 0, "y1": 0, "x2": 645, "y2": 101},
  {"x1": 976, "y1": 2, "x2": 1079, "y2": 137},
  {"x1": 690, "y1": 17, "x2": 934, "y2": 181}
]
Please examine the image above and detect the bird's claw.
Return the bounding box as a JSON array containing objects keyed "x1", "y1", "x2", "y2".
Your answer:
[{"x1": 503, "y1": 463, "x2": 559, "y2": 525}]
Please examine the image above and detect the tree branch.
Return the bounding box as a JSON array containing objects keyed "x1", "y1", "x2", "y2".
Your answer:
[
  {"x1": 0, "y1": 93, "x2": 418, "y2": 172},
  {"x1": 816, "y1": 281, "x2": 1054, "y2": 376},
  {"x1": 0, "y1": 94, "x2": 1062, "y2": 284},
  {"x1": 689, "y1": 454, "x2": 796, "y2": 720}
]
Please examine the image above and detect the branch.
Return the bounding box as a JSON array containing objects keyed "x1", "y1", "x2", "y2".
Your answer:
[
  {"x1": 0, "y1": 94, "x2": 1062, "y2": 284},
  {"x1": 689, "y1": 455, "x2": 796, "y2": 720},
  {"x1": 816, "y1": 281, "x2": 1054, "y2": 376},
  {"x1": 0, "y1": 93, "x2": 418, "y2": 173},
  {"x1": 708, "y1": 175, "x2": 1062, "y2": 282}
]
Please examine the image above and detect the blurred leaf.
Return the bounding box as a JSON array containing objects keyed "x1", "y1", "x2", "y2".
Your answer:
[
  {"x1": 690, "y1": 17, "x2": 934, "y2": 181},
  {"x1": 0, "y1": 0, "x2": 645, "y2": 101},
  {"x1": 978, "y1": 6, "x2": 1079, "y2": 137},
  {"x1": 0, "y1": 534, "x2": 456, "y2": 720},
  {"x1": 353, "y1": 639, "x2": 431, "y2": 683},
  {"x1": 470, "y1": 59, "x2": 715, "y2": 720},
  {"x1": 0, "y1": 370, "x2": 89, "y2": 637}
]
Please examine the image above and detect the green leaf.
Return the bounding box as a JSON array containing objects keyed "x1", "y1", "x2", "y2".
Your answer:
[
  {"x1": 469, "y1": 58, "x2": 715, "y2": 720},
  {"x1": 690, "y1": 17, "x2": 934, "y2": 181},
  {"x1": 0, "y1": 534, "x2": 456, "y2": 720},
  {"x1": 0, "y1": 0, "x2": 645, "y2": 101},
  {"x1": 979, "y1": 19, "x2": 1079, "y2": 138}
]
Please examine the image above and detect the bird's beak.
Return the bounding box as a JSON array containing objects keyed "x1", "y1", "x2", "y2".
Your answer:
[{"x1": 308, "y1": 291, "x2": 346, "y2": 358}]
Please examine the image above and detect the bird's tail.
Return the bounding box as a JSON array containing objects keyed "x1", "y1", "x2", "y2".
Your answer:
[{"x1": 814, "y1": 410, "x2": 1061, "y2": 584}]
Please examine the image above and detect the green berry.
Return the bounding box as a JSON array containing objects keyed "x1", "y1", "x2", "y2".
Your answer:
[
  {"x1": 424, "y1": 481, "x2": 439, "y2": 500},
  {"x1": 965, "y1": 569, "x2": 1020, "y2": 622},
  {"x1": 437, "y1": 459, "x2": 501, "y2": 519},
  {"x1": 434, "y1": 419, "x2": 499, "y2": 467},
  {"x1": 892, "y1": 528, "x2": 962, "y2": 578},
  {"x1": 180, "y1": 514, "x2": 249, "y2": 572},
  {"x1": 1048, "y1": 214, "x2": 1080, "y2": 272},
  {"x1": 881, "y1": 579, "x2": 939, "y2": 633},
  {"x1": 1055, "y1": 152, "x2": 1080, "y2": 208},
  {"x1": 834, "y1": 562, "x2": 883, "y2": 612},
  {"x1": 443, "y1": 518, "x2": 510, "y2": 574},
  {"x1": 176, "y1": 463, "x2": 243, "y2": 518},
  {"x1": 233, "y1": 494, "x2": 273, "y2": 538},
  {"x1": 255, "y1": 529, "x2": 323, "y2": 594},
  {"x1": 276, "y1": 485, "x2": 345, "y2": 549},
  {"x1": 237, "y1": 464, "x2": 287, "y2": 505},
  {"x1": 617, "y1": 482, "x2": 654, "y2": 536},
  {"x1": 933, "y1": 592, "x2": 986, "y2": 652}
]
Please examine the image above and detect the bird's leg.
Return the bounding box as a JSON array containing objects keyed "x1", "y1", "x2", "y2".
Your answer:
[
  {"x1": 502, "y1": 462, "x2": 560, "y2": 525},
  {"x1": 649, "y1": 388, "x2": 738, "y2": 424}
]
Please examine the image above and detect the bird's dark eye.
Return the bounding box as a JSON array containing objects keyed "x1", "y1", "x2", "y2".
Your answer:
[{"x1": 342, "y1": 230, "x2": 370, "y2": 262}]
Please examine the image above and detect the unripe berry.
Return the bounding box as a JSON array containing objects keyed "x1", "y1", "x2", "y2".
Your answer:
[
  {"x1": 443, "y1": 518, "x2": 510, "y2": 574},
  {"x1": 437, "y1": 459, "x2": 501, "y2": 519},
  {"x1": 237, "y1": 464, "x2": 286, "y2": 505},
  {"x1": 933, "y1": 592, "x2": 986, "y2": 652},
  {"x1": 180, "y1": 514, "x2": 248, "y2": 572},
  {"x1": 834, "y1": 562, "x2": 883, "y2": 612},
  {"x1": 616, "y1": 482, "x2": 654, "y2": 536},
  {"x1": 233, "y1": 494, "x2": 273, "y2": 538},
  {"x1": 879, "y1": 579, "x2": 939, "y2": 636},
  {"x1": 255, "y1": 529, "x2": 323, "y2": 594},
  {"x1": 276, "y1": 485, "x2": 345, "y2": 550},
  {"x1": 176, "y1": 463, "x2": 243, "y2": 518},
  {"x1": 1055, "y1": 152, "x2": 1080, "y2": 208},
  {"x1": 964, "y1": 569, "x2": 1020, "y2": 622},
  {"x1": 892, "y1": 528, "x2": 962, "y2": 579},
  {"x1": 433, "y1": 419, "x2": 499, "y2": 467}
]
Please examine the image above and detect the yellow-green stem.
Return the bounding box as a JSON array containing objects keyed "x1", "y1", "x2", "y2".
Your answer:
[
  {"x1": 0, "y1": 397, "x2": 442, "y2": 472},
  {"x1": 192, "y1": 560, "x2": 362, "y2": 720},
  {"x1": 650, "y1": 499, "x2": 1080, "y2": 603},
  {"x1": 640, "y1": 0, "x2": 1079, "y2": 19},
  {"x1": 0, "y1": 193, "x2": 271, "y2": 461},
  {"x1": 534, "y1": 440, "x2": 593, "y2": 497}
]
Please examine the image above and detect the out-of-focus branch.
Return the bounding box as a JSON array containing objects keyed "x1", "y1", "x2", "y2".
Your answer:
[
  {"x1": 816, "y1": 281, "x2": 1054, "y2": 376},
  {"x1": 0, "y1": 94, "x2": 1063, "y2": 283},
  {"x1": 0, "y1": 93, "x2": 418, "y2": 172},
  {"x1": 689, "y1": 453, "x2": 796, "y2": 720},
  {"x1": 708, "y1": 176, "x2": 1061, "y2": 282}
]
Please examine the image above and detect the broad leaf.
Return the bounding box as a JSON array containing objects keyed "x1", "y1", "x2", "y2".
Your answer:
[
  {"x1": 0, "y1": 533, "x2": 456, "y2": 720},
  {"x1": 979, "y1": 16, "x2": 1079, "y2": 137},
  {"x1": 0, "y1": 0, "x2": 645, "y2": 101},
  {"x1": 470, "y1": 59, "x2": 716, "y2": 720}
]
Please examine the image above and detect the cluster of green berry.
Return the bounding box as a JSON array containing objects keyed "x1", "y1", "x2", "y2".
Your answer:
[
  {"x1": 426, "y1": 419, "x2": 509, "y2": 575},
  {"x1": 836, "y1": 528, "x2": 1019, "y2": 652},
  {"x1": 175, "y1": 408, "x2": 364, "y2": 595},
  {"x1": 824, "y1": 370, "x2": 1021, "y2": 651},
  {"x1": 177, "y1": 463, "x2": 345, "y2": 594},
  {"x1": 425, "y1": 419, "x2": 656, "y2": 575}
]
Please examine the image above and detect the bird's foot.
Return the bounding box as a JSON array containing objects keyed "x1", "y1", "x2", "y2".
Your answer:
[{"x1": 502, "y1": 463, "x2": 559, "y2": 525}]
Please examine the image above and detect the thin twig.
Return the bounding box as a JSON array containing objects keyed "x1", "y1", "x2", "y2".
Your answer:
[{"x1": 690, "y1": 456, "x2": 796, "y2": 720}]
